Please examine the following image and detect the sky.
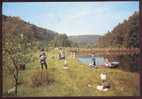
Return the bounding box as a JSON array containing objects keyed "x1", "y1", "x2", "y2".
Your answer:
[{"x1": 2, "y1": 2, "x2": 139, "y2": 36}]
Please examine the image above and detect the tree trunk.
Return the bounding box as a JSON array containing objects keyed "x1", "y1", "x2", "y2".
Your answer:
[
  {"x1": 14, "y1": 70, "x2": 19, "y2": 96},
  {"x1": 9, "y1": 54, "x2": 19, "y2": 96}
]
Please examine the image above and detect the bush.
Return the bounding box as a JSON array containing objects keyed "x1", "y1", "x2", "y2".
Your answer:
[{"x1": 30, "y1": 70, "x2": 54, "y2": 87}]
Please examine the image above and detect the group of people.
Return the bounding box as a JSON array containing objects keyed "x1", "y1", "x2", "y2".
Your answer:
[
  {"x1": 39, "y1": 48, "x2": 111, "y2": 91},
  {"x1": 39, "y1": 48, "x2": 97, "y2": 70},
  {"x1": 39, "y1": 48, "x2": 119, "y2": 70}
]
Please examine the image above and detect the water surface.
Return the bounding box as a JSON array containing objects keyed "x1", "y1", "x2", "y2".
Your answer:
[{"x1": 78, "y1": 56, "x2": 107, "y2": 65}]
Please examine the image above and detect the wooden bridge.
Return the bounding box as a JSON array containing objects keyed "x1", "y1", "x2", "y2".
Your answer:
[{"x1": 68, "y1": 48, "x2": 140, "y2": 58}]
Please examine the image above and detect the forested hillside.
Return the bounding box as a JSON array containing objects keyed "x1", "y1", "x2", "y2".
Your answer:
[
  {"x1": 96, "y1": 12, "x2": 139, "y2": 48},
  {"x1": 69, "y1": 35, "x2": 101, "y2": 48},
  {"x1": 2, "y1": 15, "x2": 72, "y2": 48},
  {"x1": 2, "y1": 15, "x2": 58, "y2": 41}
]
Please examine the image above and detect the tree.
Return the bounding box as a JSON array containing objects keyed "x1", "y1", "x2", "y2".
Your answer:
[
  {"x1": 52, "y1": 34, "x2": 71, "y2": 47},
  {"x1": 3, "y1": 30, "x2": 31, "y2": 95},
  {"x1": 95, "y1": 11, "x2": 139, "y2": 48}
]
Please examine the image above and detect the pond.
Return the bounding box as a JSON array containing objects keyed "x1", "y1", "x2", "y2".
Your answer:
[
  {"x1": 78, "y1": 56, "x2": 108, "y2": 65},
  {"x1": 78, "y1": 55, "x2": 140, "y2": 72}
]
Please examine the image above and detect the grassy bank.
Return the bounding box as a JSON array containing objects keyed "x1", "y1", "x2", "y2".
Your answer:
[{"x1": 3, "y1": 48, "x2": 140, "y2": 96}]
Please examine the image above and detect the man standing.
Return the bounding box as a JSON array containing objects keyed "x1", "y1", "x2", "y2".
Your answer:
[{"x1": 39, "y1": 48, "x2": 47, "y2": 69}]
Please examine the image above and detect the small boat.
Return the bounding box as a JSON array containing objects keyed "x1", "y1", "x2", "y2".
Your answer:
[
  {"x1": 111, "y1": 61, "x2": 120, "y2": 65},
  {"x1": 110, "y1": 61, "x2": 120, "y2": 68},
  {"x1": 105, "y1": 61, "x2": 120, "y2": 68}
]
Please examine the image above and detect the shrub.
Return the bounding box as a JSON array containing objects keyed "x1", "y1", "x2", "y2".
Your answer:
[{"x1": 30, "y1": 70, "x2": 54, "y2": 87}]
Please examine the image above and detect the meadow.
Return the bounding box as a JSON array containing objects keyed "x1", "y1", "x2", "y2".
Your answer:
[{"x1": 3, "y1": 48, "x2": 140, "y2": 96}]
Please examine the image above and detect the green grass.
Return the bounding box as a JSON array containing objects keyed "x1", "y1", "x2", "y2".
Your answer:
[{"x1": 3, "y1": 48, "x2": 140, "y2": 96}]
